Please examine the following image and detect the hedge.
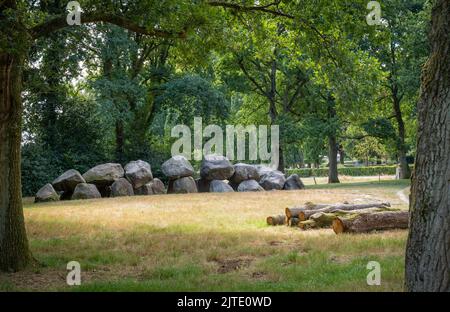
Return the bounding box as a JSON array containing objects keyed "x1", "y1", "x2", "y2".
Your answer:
[{"x1": 286, "y1": 165, "x2": 399, "y2": 178}]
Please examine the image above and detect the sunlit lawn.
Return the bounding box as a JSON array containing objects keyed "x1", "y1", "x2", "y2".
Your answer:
[{"x1": 0, "y1": 178, "x2": 410, "y2": 292}]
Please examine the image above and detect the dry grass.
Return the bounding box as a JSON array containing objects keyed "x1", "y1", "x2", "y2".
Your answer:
[{"x1": 0, "y1": 179, "x2": 410, "y2": 292}]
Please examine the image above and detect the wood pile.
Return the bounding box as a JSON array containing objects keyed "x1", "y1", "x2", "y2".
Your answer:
[{"x1": 267, "y1": 201, "x2": 409, "y2": 234}]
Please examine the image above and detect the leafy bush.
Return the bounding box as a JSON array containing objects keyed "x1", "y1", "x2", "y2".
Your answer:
[{"x1": 286, "y1": 165, "x2": 399, "y2": 178}]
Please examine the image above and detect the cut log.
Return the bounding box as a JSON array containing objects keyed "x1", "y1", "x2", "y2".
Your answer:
[
  {"x1": 298, "y1": 208, "x2": 401, "y2": 231},
  {"x1": 285, "y1": 203, "x2": 330, "y2": 219},
  {"x1": 266, "y1": 215, "x2": 286, "y2": 226},
  {"x1": 308, "y1": 207, "x2": 400, "y2": 227},
  {"x1": 285, "y1": 208, "x2": 304, "y2": 219},
  {"x1": 299, "y1": 202, "x2": 391, "y2": 221},
  {"x1": 288, "y1": 217, "x2": 300, "y2": 227},
  {"x1": 299, "y1": 220, "x2": 317, "y2": 230},
  {"x1": 332, "y1": 211, "x2": 409, "y2": 234}
]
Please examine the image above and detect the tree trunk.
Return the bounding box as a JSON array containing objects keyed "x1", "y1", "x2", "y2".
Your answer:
[
  {"x1": 328, "y1": 134, "x2": 340, "y2": 183},
  {"x1": 327, "y1": 97, "x2": 340, "y2": 183},
  {"x1": 394, "y1": 94, "x2": 411, "y2": 179},
  {"x1": 0, "y1": 52, "x2": 32, "y2": 272},
  {"x1": 339, "y1": 145, "x2": 345, "y2": 165},
  {"x1": 405, "y1": 0, "x2": 450, "y2": 292},
  {"x1": 333, "y1": 211, "x2": 409, "y2": 234},
  {"x1": 115, "y1": 119, "x2": 125, "y2": 163}
]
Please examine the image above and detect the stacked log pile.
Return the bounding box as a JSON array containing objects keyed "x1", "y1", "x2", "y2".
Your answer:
[{"x1": 267, "y1": 201, "x2": 409, "y2": 234}]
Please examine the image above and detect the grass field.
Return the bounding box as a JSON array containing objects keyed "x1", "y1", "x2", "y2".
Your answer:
[{"x1": 0, "y1": 178, "x2": 410, "y2": 292}]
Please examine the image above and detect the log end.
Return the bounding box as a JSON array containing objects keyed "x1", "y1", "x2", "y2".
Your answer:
[
  {"x1": 332, "y1": 218, "x2": 345, "y2": 234},
  {"x1": 266, "y1": 216, "x2": 274, "y2": 226},
  {"x1": 285, "y1": 207, "x2": 291, "y2": 219},
  {"x1": 298, "y1": 211, "x2": 306, "y2": 221}
]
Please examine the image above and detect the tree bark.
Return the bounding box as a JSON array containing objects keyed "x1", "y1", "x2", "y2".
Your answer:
[
  {"x1": 405, "y1": 0, "x2": 450, "y2": 292},
  {"x1": 0, "y1": 52, "x2": 32, "y2": 272},
  {"x1": 333, "y1": 211, "x2": 409, "y2": 234}
]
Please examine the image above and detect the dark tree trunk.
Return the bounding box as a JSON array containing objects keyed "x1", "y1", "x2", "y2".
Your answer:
[
  {"x1": 405, "y1": 0, "x2": 450, "y2": 292},
  {"x1": 115, "y1": 119, "x2": 125, "y2": 163},
  {"x1": 278, "y1": 145, "x2": 285, "y2": 173},
  {"x1": 0, "y1": 52, "x2": 32, "y2": 272},
  {"x1": 339, "y1": 145, "x2": 345, "y2": 165},
  {"x1": 393, "y1": 96, "x2": 411, "y2": 179},
  {"x1": 390, "y1": 35, "x2": 411, "y2": 180},
  {"x1": 328, "y1": 134, "x2": 340, "y2": 183},
  {"x1": 327, "y1": 97, "x2": 340, "y2": 184},
  {"x1": 268, "y1": 57, "x2": 284, "y2": 172}
]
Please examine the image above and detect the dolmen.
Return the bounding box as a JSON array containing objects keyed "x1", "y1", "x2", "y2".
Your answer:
[
  {"x1": 34, "y1": 156, "x2": 305, "y2": 202},
  {"x1": 35, "y1": 160, "x2": 166, "y2": 202}
]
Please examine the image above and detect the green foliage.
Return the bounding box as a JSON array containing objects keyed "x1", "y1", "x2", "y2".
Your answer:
[
  {"x1": 15, "y1": 0, "x2": 429, "y2": 192},
  {"x1": 22, "y1": 97, "x2": 112, "y2": 196}
]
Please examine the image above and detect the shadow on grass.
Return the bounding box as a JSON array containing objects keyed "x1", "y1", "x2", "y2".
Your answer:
[{"x1": 2, "y1": 217, "x2": 408, "y2": 292}]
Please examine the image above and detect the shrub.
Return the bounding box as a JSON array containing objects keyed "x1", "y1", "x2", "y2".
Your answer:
[{"x1": 286, "y1": 165, "x2": 399, "y2": 178}]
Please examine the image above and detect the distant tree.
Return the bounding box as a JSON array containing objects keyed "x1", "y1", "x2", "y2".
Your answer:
[{"x1": 365, "y1": 0, "x2": 430, "y2": 178}]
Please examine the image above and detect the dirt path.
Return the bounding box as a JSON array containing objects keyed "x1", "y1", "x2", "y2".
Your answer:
[{"x1": 396, "y1": 187, "x2": 410, "y2": 204}]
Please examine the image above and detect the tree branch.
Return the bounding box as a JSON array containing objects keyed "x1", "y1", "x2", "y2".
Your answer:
[
  {"x1": 236, "y1": 56, "x2": 268, "y2": 97},
  {"x1": 31, "y1": 12, "x2": 188, "y2": 39},
  {"x1": 207, "y1": 1, "x2": 292, "y2": 18}
]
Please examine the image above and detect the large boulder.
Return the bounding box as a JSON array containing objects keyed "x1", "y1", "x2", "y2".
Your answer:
[
  {"x1": 255, "y1": 165, "x2": 276, "y2": 179},
  {"x1": 135, "y1": 184, "x2": 153, "y2": 196},
  {"x1": 200, "y1": 155, "x2": 234, "y2": 180},
  {"x1": 196, "y1": 178, "x2": 211, "y2": 193},
  {"x1": 230, "y1": 163, "x2": 260, "y2": 184},
  {"x1": 237, "y1": 180, "x2": 265, "y2": 192},
  {"x1": 71, "y1": 183, "x2": 101, "y2": 200},
  {"x1": 52, "y1": 169, "x2": 85, "y2": 193},
  {"x1": 209, "y1": 180, "x2": 234, "y2": 193},
  {"x1": 35, "y1": 184, "x2": 60, "y2": 203},
  {"x1": 150, "y1": 178, "x2": 166, "y2": 194},
  {"x1": 169, "y1": 177, "x2": 198, "y2": 194},
  {"x1": 110, "y1": 178, "x2": 134, "y2": 197},
  {"x1": 83, "y1": 163, "x2": 124, "y2": 186},
  {"x1": 259, "y1": 170, "x2": 286, "y2": 190},
  {"x1": 284, "y1": 174, "x2": 305, "y2": 190},
  {"x1": 135, "y1": 178, "x2": 166, "y2": 195},
  {"x1": 124, "y1": 160, "x2": 153, "y2": 188},
  {"x1": 161, "y1": 156, "x2": 194, "y2": 179}
]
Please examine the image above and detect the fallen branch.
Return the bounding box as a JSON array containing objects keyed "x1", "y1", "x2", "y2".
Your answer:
[{"x1": 299, "y1": 202, "x2": 391, "y2": 221}]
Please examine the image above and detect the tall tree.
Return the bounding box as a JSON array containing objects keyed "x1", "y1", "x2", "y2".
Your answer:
[
  {"x1": 0, "y1": 0, "x2": 299, "y2": 272},
  {"x1": 0, "y1": 0, "x2": 193, "y2": 272},
  {"x1": 365, "y1": 0, "x2": 429, "y2": 179},
  {"x1": 405, "y1": 0, "x2": 450, "y2": 292}
]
